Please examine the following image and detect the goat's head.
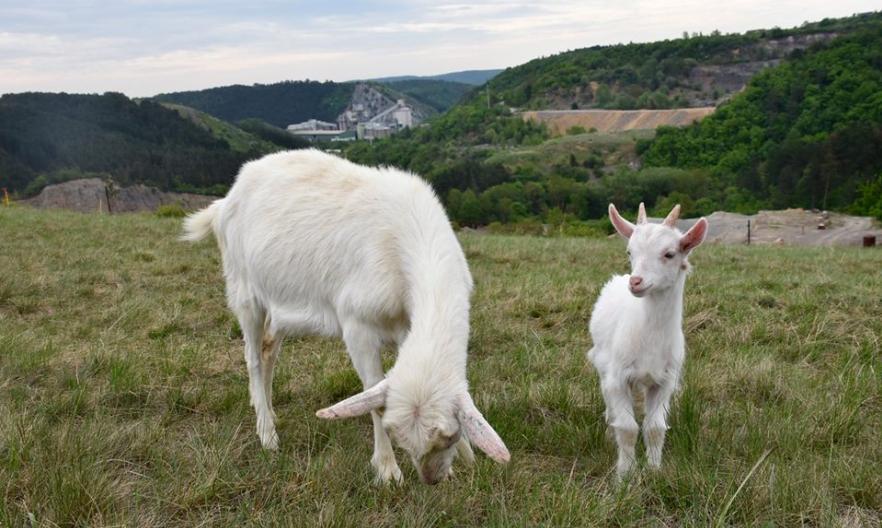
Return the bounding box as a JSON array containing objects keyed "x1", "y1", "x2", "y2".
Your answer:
[
  {"x1": 609, "y1": 202, "x2": 708, "y2": 297},
  {"x1": 315, "y1": 370, "x2": 509, "y2": 485}
]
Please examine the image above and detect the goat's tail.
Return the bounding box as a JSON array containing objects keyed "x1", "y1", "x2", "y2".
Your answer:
[{"x1": 180, "y1": 199, "x2": 223, "y2": 242}]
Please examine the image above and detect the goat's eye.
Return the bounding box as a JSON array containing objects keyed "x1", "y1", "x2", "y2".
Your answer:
[{"x1": 664, "y1": 252, "x2": 675, "y2": 259}]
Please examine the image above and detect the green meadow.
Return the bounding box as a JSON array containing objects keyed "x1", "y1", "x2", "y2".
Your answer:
[{"x1": 1, "y1": 206, "x2": 880, "y2": 526}]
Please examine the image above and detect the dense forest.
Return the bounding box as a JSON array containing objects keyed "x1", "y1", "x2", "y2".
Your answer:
[
  {"x1": 0, "y1": 93, "x2": 271, "y2": 196},
  {"x1": 643, "y1": 27, "x2": 882, "y2": 213}
]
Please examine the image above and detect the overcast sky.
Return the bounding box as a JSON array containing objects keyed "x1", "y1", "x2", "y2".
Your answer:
[{"x1": 1, "y1": 1, "x2": 878, "y2": 97}]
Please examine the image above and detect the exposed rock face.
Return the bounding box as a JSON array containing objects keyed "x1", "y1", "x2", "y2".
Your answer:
[
  {"x1": 23, "y1": 178, "x2": 216, "y2": 213},
  {"x1": 336, "y1": 83, "x2": 430, "y2": 131}
]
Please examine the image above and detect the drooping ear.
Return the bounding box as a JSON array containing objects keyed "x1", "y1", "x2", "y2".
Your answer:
[
  {"x1": 457, "y1": 393, "x2": 510, "y2": 464},
  {"x1": 315, "y1": 379, "x2": 388, "y2": 419},
  {"x1": 636, "y1": 202, "x2": 647, "y2": 224},
  {"x1": 663, "y1": 204, "x2": 681, "y2": 227},
  {"x1": 680, "y1": 217, "x2": 708, "y2": 254},
  {"x1": 608, "y1": 204, "x2": 635, "y2": 239}
]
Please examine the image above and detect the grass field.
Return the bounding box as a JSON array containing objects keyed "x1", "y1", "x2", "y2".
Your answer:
[{"x1": 1, "y1": 206, "x2": 880, "y2": 526}]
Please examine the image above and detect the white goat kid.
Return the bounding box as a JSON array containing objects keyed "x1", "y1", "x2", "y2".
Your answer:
[
  {"x1": 588, "y1": 202, "x2": 708, "y2": 480},
  {"x1": 182, "y1": 149, "x2": 510, "y2": 485}
]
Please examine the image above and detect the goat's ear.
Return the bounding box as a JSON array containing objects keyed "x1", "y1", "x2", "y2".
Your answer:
[
  {"x1": 608, "y1": 204, "x2": 635, "y2": 239},
  {"x1": 636, "y1": 202, "x2": 647, "y2": 224},
  {"x1": 316, "y1": 379, "x2": 388, "y2": 419},
  {"x1": 680, "y1": 217, "x2": 708, "y2": 254},
  {"x1": 457, "y1": 393, "x2": 510, "y2": 464}
]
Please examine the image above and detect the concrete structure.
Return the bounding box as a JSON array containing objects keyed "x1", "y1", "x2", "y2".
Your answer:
[{"x1": 286, "y1": 119, "x2": 338, "y2": 132}]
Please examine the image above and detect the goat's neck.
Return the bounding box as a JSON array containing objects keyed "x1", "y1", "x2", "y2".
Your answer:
[
  {"x1": 396, "y1": 237, "x2": 471, "y2": 380},
  {"x1": 641, "y1": 272, "x2": 687, "y2": 330}
]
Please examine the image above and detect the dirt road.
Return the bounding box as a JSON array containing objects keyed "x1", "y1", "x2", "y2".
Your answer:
[{"x1": 674, "y1": 209, "x2": 882, "y2": 247}]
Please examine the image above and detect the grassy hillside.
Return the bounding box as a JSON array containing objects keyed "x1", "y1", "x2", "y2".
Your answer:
[
  {"x1": 0, "y1": 92, "x2": 261, "y2": 196},
  {"x1": 161, "y1": 103, "x2": 280, "y2": 155},
  {"x1": 1, "y1": 207, "x2": 879, "y2": 526}
]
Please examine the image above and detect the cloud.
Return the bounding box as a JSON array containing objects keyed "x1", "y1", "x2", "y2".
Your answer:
[{"x1": 0, "y1": 0, "x2": 879, "y2": 96}]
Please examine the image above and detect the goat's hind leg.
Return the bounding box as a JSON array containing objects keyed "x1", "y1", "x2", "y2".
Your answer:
[
  {"x1": 343, "y1": 321, "x2": 402, "y2": 484},
  {"x1": 261, "y1": 315, "x2": 282, "y2": 421},
  {"x1": 235, "y1": 302, "x2": 279, "y2": 450}
]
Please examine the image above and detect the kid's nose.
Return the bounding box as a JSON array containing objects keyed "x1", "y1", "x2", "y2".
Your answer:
[{"x1": 629, "y1": 276, "x2": 643, "y2": 288}]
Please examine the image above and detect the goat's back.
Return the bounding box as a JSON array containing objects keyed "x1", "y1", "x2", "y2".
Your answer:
[{"x1": 214, "y1": 149, "x2": 450, "y2": 326}]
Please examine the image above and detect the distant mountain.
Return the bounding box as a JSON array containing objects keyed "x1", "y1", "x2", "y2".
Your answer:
[
  {"x1": 369, "y1": 69, "x2": 503, "y2": 85},
  {"x1": 0, "y1": 92, "x2": 273, "y2": 196}
]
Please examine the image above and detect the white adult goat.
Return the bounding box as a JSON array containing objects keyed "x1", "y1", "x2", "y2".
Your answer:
[
  {"x1": 588, "y1": 203, "x2": 707, "y2": 479},
  {"x1": 182, "y1": 149, "x2": 509, "y2": 485}
]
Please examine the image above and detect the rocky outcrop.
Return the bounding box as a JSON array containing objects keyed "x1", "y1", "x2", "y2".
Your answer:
[{"x1": 23, "y1": 178, "x2": 216, "y2": 213}]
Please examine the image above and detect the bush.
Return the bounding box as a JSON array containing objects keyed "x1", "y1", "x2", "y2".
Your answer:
[{"x1": 155, "y1": 204, "x2": 187, "y2": 218}]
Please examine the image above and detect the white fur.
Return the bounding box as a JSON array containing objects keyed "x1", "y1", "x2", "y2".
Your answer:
[
  {"x1": 588, "y1": 203, "x2": 707, "y2": 480},
  {"x1": 183, "y1": 149, "x2": 509, "y2": 485}
]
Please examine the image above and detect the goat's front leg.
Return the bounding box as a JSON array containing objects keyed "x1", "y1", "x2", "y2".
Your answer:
[
  {"x1": 600, "y1": 375, "x2": 638, "y2": 480},
  {"x1": 343, "y1": 322, "x2": 402, "y2": 485},
  {"x1": 643, "y1": 381, "x2": 677, "y2": 470}
]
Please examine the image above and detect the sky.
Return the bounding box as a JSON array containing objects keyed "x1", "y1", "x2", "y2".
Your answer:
[{"x1": 1, "y1": 1, "x2": 879, "y2": 97}]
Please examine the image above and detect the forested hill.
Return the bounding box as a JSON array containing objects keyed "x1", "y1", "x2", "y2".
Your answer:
[
  {"x1": 153, "y1": 79, "x2": 472, "y2": 128},
  {"x1": 481, "y1": 11, "x2": 882, "y2": 111},
  {"x1": 153, "y1": 81, "x2": 354, "y2": 129},
  {"x1": 643, "y1": 26, "x2": 882, "y2": 212},
  {"x1": 0, "y1": 92, "x2": 270, "y2": 196}
]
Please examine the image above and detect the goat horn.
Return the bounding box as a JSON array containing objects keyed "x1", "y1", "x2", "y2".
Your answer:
[
  {"x1": 637, "y1": 202, "x2": 647, "y2": 224},
  {"x1": 663, "y1": 204, "x2": 681, "y2": 227}
]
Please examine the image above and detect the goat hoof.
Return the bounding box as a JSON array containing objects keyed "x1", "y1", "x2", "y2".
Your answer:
[
  {"x1": 260, "y1": 430, "x2": 279, "y2": 451},
  {"x1": 372, "y1": 456, "x2": 403, "y2": 485}
]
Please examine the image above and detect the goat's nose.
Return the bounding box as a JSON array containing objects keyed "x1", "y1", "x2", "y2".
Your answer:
[{"x1": 629, "y1": 276, "x2": 643, "y2": 288}]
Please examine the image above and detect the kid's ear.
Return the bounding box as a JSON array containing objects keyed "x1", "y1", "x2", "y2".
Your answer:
[
  {"x1": 680, "y1": 218, "x2": 708, "y2": 253},
  {"x1": 608, "y1": 204, "x2": 635, "y2": 239}
]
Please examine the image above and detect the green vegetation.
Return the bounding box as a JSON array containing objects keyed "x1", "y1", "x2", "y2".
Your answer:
[
  {"x1": 0, "y1": 92, "x2": 265, "y2": 196},
  {"x1": 383, "y1": 79, "x2": 473, "y2": 112},
  {"x1": 1, "y1": 207, "x2": 880, "y2": 526},
  {"x1": 644, "y1": 26, "x2": 882, "y2": 215}
]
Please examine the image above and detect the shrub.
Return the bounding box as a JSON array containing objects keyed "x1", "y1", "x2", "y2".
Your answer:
[{"x1": 155, "y1": 204, "x2": 187, "y2": 218}]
